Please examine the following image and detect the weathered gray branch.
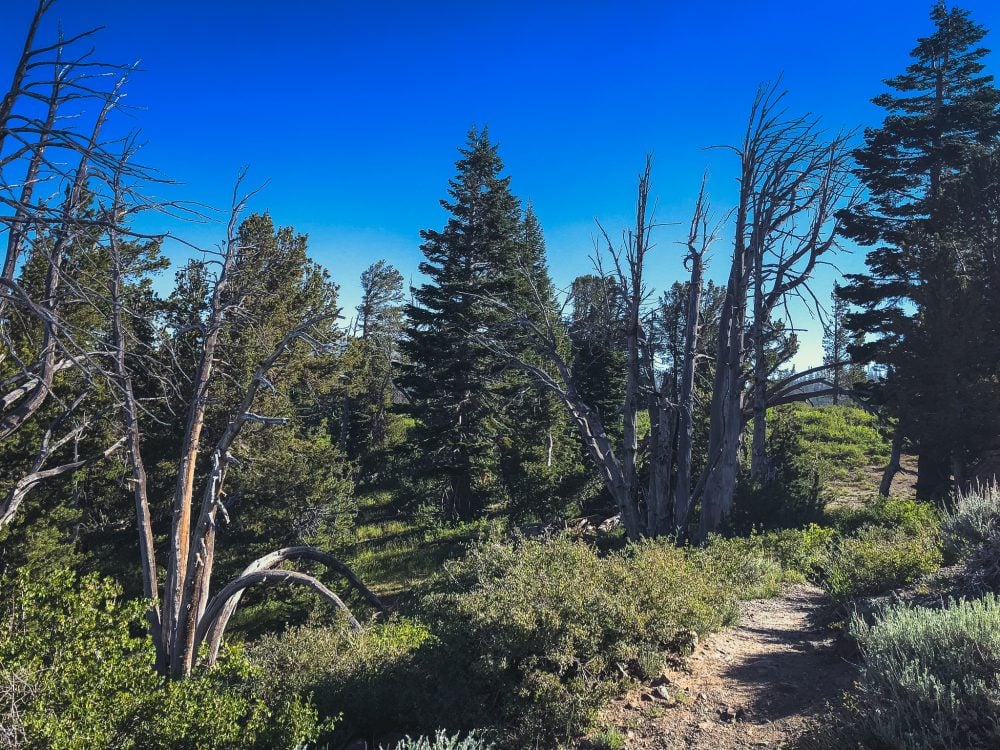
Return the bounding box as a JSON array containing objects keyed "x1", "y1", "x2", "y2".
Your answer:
[{"x1": 198, "y1": 545, "x2": 385, "y2": 665}]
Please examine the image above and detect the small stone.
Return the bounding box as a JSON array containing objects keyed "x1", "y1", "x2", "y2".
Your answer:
[{"x1": 640, "y1": 692, "x2": 654, "y2": 702}]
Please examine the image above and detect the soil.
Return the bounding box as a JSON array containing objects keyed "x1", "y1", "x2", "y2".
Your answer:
[{"x1": 586, "y1": 585, "x2": 857, "y2": 749}]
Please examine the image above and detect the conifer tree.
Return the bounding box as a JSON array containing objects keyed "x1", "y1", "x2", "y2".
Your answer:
[
  {"x1": 494, "y1": 208, "x2": 587, "y2": 520},
  {"x1": 568, "y1": 274, "x2": 626, "y2": 440},
  {"x1": 340, "y1": 260, "x2": 405, "y2": 476},
  {"x1": 400, "y1": 128, "x2": 523, "y2": 521},
  {"x1": 823, "y1": 289, "x2": 865, "y2": 405},
  {"x1": 838, "y1": 2, "x2": 1000, "y2": 498}
]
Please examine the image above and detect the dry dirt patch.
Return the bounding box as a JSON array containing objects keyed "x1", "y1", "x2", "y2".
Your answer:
[{"x1": 587, "y1": 585, "x2": 856, "y2": 749}]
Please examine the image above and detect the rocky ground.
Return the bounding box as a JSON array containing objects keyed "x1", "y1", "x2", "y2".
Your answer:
[{"x1": 585, "y1": 585, "x2": 857, "y2": 749}]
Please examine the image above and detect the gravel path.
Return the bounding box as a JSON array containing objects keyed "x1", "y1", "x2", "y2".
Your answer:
[{"x1": 590, "y1": 585, "x2": 856, "y2": 749}]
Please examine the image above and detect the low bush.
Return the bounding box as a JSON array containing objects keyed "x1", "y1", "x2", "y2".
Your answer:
[
  {"x1": 846, "y1": 594, "x2": 1000, "y2": 749},
  {"x1": 251, "y1": 618, "x2": 435, "y2": 745},
  {"x1": 755, "y1": 524, "x2": 836, "y2": 581},
  {"x1": 591, "y1": 727, "x2": 627, "y2": 750},
  {"x1": 424, "y1": 535, "x2": 737, "y2": 746},
  {"x1": 833, "y1": 495, "x2": 940, "y2": 537},
  {"x1": 0, "y1": 568, "x2": 320, "y2": 750},
  {"x1": 389, "y1": 730, "x2": 492, "y2": 750},
  {"x1": 256, "y1": 534, "x2": 740, "y2": 748},
  {"x1": 697, "y1": 534, "x2": 786, "y2": 599},
  {"x1": 792, "y1": 404, "x2": 890, "y2": 478},
  {"x1": 819, "y1": 524, "x2": 942, "y2": 603},
  {"x1": 942, "y1": 484, "x2": 1000, "y2": 560}
]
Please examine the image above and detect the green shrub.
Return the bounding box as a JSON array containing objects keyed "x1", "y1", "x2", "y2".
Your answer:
[
  {"x1": 848, "y1": 594, "x2": 1000, "y2": 749},
  {"x1": 792, "y1": 404, "x2": 890, "y2": 477},
  {"x1": 820, "y1": 524, "x2": 942, "y2": 603},
  {"x1": 0, "y1": 568, "x2": 320, "y2": 750},
  {"x1": 255, "y1": 535, "x2": 740, "y2": 748},
  {"x1": 942, "y1": 484, "x2": 1000, "y2": 560},
  {"x1": 697, "y1": 534, "x2": 785, "y2": 599},
  {"x1": 250, "y1": 617, "x2": 434, "y2": 745},
  {"x1": 591, "y1": 727, "x2": 627, "y2": 750},
  {"x1": 426, "y1": 535, "x2": 735, "y2": 745},
  {"x1": 834, "y1": 495, "x2": 940, "y2": 537},
  {"x1": 730, "y1": 407, "x2": 828, "y2": 533},
  {"x1": 756, "y1": 524, "x2": 836, "y2": 580}
]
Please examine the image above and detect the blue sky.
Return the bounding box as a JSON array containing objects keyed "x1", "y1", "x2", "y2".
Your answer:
[{"x1": 5, "y1": 0, "x2": 1000, "y2": 366}]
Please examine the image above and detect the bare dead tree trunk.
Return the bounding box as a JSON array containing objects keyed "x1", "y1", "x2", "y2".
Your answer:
[
  {"x1": 699, "y1": 83, "x2": 857, "y2": 538},
  {"x1": 699, "y1": 198, "x2": 749, "y2": 538},
  {"x1": 600, "y1": 156, "x2": 659, "y2": 539},
  {"x1": 0, "y1": 12, "x2": 138, "y2": 528},
  {"x1": 749, "y1": 224, "x2": 769, "y2": 482},
  {"x1": 103, "y1": 158, "x2": 164, "y2": 667},
  {"x1": 161, "y1": 184, "x2": 249, "y2": 677},
  {"x1": 674, "y1": 179, "x2": 714, "y2": 535}
]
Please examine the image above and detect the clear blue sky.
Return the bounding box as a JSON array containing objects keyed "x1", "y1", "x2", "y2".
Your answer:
[{"x1": 5, "y1": 0, "x2": 1000, "y2": 366}]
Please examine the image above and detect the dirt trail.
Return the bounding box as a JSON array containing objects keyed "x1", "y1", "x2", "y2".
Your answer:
[{"x1": 596, "y1": 585, "x2": 856, "y2": 749}]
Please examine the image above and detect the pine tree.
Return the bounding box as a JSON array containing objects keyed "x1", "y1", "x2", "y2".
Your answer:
[
  {"x1": 838, "y1": 2, "x2": 1000, "y2": 499},
  {"x1": 340, "y1": 260, "x2": 405, "y2": 476},
  {"x1": 823, "y1": 289, "x2": 865, "y2": 405},
  {"x1": 400, "y1": 127, "x2": 524, "y2": 521},
  {"x1": 494, "y1": 208, "x2": 588, "y2": 520},
  {"x1": 568, "y1": 274, "x2": 626, "y2": 441}
]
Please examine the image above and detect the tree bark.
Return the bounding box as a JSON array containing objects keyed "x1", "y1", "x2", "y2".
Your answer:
[
  {"x1": 879, "y1": 424, "x2": 903, "y2": 497},
  {"x1": 201, "y1": 546, "x2": 385, "y2": 666}
]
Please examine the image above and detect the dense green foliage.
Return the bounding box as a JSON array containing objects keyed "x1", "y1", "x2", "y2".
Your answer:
[
  {"x1": 0, "y1": 569, "x2": 320, "y2": 750},
  {"x1": 400, "y1": 130, "x2": 584, "y2": 522},
  {"x1": 820, "y1": 524, "x2": 942, "y2": 604},
  {"x1": 731, "y1": 404, "x2": 889, "y2": 532},
  {"x1": 839, "y1": 2, "x2": 1000, "y2": 501},
  {"x1": 250, "y1": 533, "x2": 795, "y2": 747}
]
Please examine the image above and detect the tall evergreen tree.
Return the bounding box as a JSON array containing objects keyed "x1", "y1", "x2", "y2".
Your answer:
[
  {"x1": 400, "y1": 127, "x2": 524, "y2": 521},
  {"x1": 494, "y1": 208, "x2": 588, "y2": 520},
  {"x1": 339, "y1": 260, "x2": 405, "y2": 476},
  {"x1": 823, "y1": 289, "x2": 865, "y2": 405},
  {"x1": 568, "y1": 274, "x2": 626, "y2": 440},
  {"x1": 838, "y1": 2, "x2": 1000, "y2": 498}
]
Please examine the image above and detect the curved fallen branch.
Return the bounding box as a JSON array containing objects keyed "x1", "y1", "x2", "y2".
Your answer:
[
  {"x1": 195, "y1": 569, "x2": 359, "y2": 663},
  {"x1": 197, "y1": 546, "x2": 385, "y2": 666}
]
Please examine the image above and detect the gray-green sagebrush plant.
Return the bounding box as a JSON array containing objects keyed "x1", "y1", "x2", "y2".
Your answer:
[
  {"x1": 390, "y1": 731, "x2": 493, "y2": 750},
  {"x1": 942, "y1": 483, "x2": 1000, "y2": 558},
  {"x1": 849, "y1": 595, "x2": 1000, "y2": 749}
]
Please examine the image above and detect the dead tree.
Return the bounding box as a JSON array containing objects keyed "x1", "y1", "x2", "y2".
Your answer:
[
  {"x1": 0, "y1": 5, "x2": 385, "y2": 678},
  {"x1": 672, "y1": 180, "x2": 715, "y2": 534},
  {"x1": 481, "y1": 161, "x2": 717, "y2": 540},
  {"x1": 697, "y1": 84, "x2": 857, "y2": 538},
  {"x1": 0, "y1": 2, "x2": 143, "y2": 529},
  {"x1": 102, "y1": 179, "x2": 385, "y2": 678}
]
